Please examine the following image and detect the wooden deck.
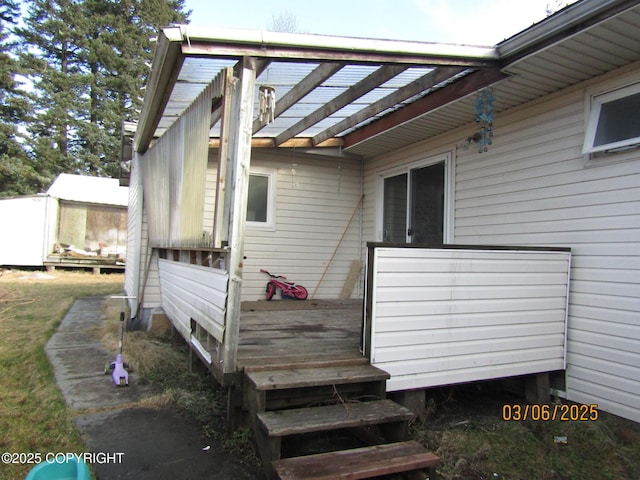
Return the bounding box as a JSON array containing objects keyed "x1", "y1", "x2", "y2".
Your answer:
[
  {"x1": 238, "y1": 299, "x2": 364, "y2": 371},
  {"x1": 232, "y1": 299, "x2": 441, "y2": 479}
]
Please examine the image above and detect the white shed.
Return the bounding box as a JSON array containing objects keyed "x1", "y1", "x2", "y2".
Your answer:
[
  {"x1": 0, "y1": 174, "x2": 129, "y2": 269},
  {"x1": 0, "y1": 195, "x2": 57, "y2": 267}
]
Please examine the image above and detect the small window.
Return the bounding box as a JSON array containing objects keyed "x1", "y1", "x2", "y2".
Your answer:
[
  {"x1": 583, "y1": 83, "x2": 640, "y2": 154},
  {"x1": 246, "y1": 171, "x2": 275, "y2": 229}
]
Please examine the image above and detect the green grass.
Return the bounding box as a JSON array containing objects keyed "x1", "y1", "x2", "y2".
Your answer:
[{"x1": 0, "y1": 270, "x2": 123, "y2": 480}]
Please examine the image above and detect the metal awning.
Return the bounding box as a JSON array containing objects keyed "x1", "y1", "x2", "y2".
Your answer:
[{"x1": 134, "y1": 0, "x2": 640, "y2": 157}]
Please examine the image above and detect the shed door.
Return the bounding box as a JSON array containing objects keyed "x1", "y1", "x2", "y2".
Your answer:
[{"x1": 381, "y1": 159, "x2": 446, "y2": 244}]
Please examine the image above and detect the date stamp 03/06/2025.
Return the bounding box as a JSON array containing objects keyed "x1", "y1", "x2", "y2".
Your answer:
[{"x1": 502, "y1": 403, "x2": 599, "y2": 422}]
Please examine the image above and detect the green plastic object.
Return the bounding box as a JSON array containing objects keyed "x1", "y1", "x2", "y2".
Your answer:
[{"x1": 25, "y1": 459, "x2": 91, "y2": 480}]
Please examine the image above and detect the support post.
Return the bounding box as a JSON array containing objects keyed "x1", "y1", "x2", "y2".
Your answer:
[
  {"x1": 394, "y1": 389, "x2": 427, "y2": 420},
  {"x1": 525, "y1": 373, "x2": 550, "y2": 404},
  {"x1": 222, "y1": 57, "x2": 257, "y2": 376}
]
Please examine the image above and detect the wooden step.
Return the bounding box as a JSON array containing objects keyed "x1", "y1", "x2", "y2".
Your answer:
[
  {"x1": 241, "y1": 354, "x2": 369, "y2": 372},
  {"x1": 247, "y1": 364, "x2": 390, "y2": 391},
  {"x1": 272, "y1": 441, "x2": 440, "y2": 480},
  {"x1": 258, "y1": 399, "x2": 413, "y2": 437}
]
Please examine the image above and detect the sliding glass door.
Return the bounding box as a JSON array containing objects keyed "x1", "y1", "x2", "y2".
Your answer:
[{"x1": 380, "y1": 155, "x2": 448, "y2": 244}]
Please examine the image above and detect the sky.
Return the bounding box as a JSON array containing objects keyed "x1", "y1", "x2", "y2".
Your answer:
[{"x1": 182, "y1": 0, "x2": 577, "y2": 46}]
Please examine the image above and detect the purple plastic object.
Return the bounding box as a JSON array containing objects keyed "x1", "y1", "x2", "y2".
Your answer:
[{"x1": 111, "y1": 354, "x2": 128, "y2": 386}]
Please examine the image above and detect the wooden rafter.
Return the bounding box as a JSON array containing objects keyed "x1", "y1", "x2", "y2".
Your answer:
[
  {"x1": 209, "y1": 137, "x2": 343, "y2": 149},
  {"x1": 312, "y1": 66, "x2": 467, "y2": 146},
  {"x1": 274, "y1": 64, "x2": 409, "y2": 146},
  {"x1": 342, "y1": 68, "x2": 508, "y2": 149},
  {"x1": 253, "y1": 62, "x2": 345, "y2": 134}
]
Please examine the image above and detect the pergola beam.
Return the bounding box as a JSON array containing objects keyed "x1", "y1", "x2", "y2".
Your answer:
[
  {"x1": 343, "y1": 68, "x2": 508, "y2": 150},
  {"x1": 312, "y1": 66, "x2": 467, "y2": 146},
  {"x1": 209, "y1": 137, "x2": 343, "y2": 149},
  {"x1": 274, "y1": 64, "x2": 409, "y2": 146},
  {"x1": 253, "y1": 62, "x2": 345, "y2": 134}
]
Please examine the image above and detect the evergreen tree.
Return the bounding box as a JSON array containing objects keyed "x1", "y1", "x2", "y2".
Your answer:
[
  {"x1": 0, "y1": 0, "x2": 39, "y2": 197},
  {"x1": 17, "y1": 0, "x2": 190, "y2": 187},
  {"x1": 17, "y1": 0, "x2": 88, "y2": 185}
]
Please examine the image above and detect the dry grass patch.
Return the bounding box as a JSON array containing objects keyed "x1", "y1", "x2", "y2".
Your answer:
[
  {"x1": 0, "y1": 269, "x2": 123, "y2": 480},
  {"x1": 99, "y1": 299, "x2": 258, "y2": 463},
  {"x1": 410, "y1": 386, "x2": 640, "y2": 480}
]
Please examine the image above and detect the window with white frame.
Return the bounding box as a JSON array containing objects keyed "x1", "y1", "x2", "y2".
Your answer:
[
  {"x1": 583, "y1": 82, "x2": 640, "y2": 154},
  {"x1": 246, "y1": 170, "x2": 275, "y2": 229}
]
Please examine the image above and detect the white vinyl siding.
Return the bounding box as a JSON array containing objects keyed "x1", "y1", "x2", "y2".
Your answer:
[
  {"x1": 139, "y1": 149, "x2": 363, "y2": 308},
  {"x1": 365, "y1": 64, "x2": 640, "y2": 423},
  {"x1": 205, "y1": 149, "x2": 364, "y2": 301},
  {"x1": 454, "y1": 77, "x2": 640, "y2": 424},
  {"x1": 124, "y1": 156, "x2": 142, "y2": 314},
  {"x1": 245, "y1": 152, "x2": 363, "y2": 300},
  {"x1": 157, "y1": 259, "x2": 228, "y2": 341},
  {"x1": 369, "y1": 247, "x2": 570, "y2": 392}
]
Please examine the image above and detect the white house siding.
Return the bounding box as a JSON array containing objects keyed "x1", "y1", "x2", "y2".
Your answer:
[
  {"x1": 140, "y1": 216, "x2": 162, "y2": 308},
  {"x1": 125, "y1": 156, "x2": 163, "y2": 315},
  {"x1": 369, "y1": 247, "x2": 571, "y2": 392},
  {"x1": 124, "y1": 157, "x2": 142, "y2": 314},
  {"x1": 206, "y1": 149, "x2": 364, "y2": 301},
  {"x1": 157, "y1": 259, "x2": 228, "y2": 341},
  {"x1": 363, "y1": 63, "x2": 640, "y2": 423}
]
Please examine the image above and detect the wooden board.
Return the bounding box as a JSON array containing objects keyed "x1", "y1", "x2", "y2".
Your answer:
[
  {"x1": 258, "y1": 399, "x2": 413, "y2": 437},
  {"x1": 247, "y1": 364, "x2": 389, "y2": 391},
  {"x1": 272, "y1": 441, "x2": 440, "y2": 480},
  {"x1": 340, "y1": 260, "x2": 362, "y2": 299}
]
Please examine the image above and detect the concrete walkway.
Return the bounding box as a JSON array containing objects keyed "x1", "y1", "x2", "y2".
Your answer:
[{"x1": 45, "y1": 296, "x2": 262, "y2": 479}]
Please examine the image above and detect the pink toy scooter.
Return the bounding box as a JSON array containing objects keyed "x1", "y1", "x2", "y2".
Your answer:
[{"x1": 105, "y1": 295, "x2": 135, "y2": 386}]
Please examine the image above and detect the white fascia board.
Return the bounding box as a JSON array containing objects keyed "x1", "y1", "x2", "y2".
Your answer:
[{"x1": 179, "y1": 25, "x2": 499, "y2": 62}]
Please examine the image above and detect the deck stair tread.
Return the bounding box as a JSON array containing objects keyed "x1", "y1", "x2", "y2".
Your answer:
[
  {"x1": 247, "y1": 364, "x2": 389, "y2": 391},
  {"x1": 258, "y1": 399, "x2": 413, "y2": 437},
  {"x1": 242, "y1": 356, "x2": 369, "y2": 372},
  {"x1": 272, "y1": 441, "x2": 440, "y2": 480}
]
